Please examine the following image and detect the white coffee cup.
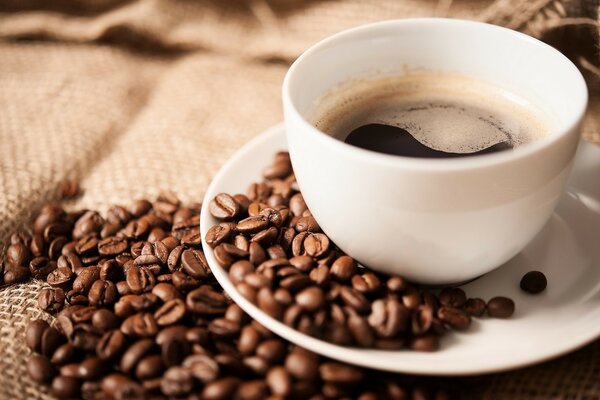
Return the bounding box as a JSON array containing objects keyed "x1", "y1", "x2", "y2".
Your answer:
[{"x1": 282, "y1": 18, "x2": 587, "y2": 284}]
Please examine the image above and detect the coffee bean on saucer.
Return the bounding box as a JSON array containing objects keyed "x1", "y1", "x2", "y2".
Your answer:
[
  {"x1": 520, "y1": 271, "x2": 547, "y2": 294},
  {"x1": 464, "y1": 298, "x2": 486, "y2": 317},
  {"x1": 487, "y1": 296, "x2": 515, "y2": 318}
]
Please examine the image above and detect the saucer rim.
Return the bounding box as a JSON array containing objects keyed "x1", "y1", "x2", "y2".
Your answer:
[{"x1": 200, "y1": 122, "x2": 600, "y2": 376}]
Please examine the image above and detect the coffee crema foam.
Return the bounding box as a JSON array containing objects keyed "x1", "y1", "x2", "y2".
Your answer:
[{"x1": 310, "y1": 72, "x2": 552, "y2": 154}]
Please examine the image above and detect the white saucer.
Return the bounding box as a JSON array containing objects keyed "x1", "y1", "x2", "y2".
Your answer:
[{"x1": 200, "y1": 123, "x2": 600, "y2": 375}]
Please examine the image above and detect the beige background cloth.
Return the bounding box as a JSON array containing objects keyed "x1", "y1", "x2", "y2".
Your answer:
[{"x1": 0, "y1": 1, "x2": 599, "y2": 398}]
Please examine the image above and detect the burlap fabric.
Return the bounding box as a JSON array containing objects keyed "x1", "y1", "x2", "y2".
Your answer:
[{"x1": 0, "y1": 1, "x2": 599, "y2": 399}]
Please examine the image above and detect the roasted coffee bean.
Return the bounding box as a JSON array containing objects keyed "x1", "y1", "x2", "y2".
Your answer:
[
  {"x1": 202, "y1": 377, "x2": 241, "y2": 400},
  {"x1": 75, "y1": 235, "x2": 98, "y2": 256},
  {"x1": 520, "y1": 271, "x2": 547, "y2": 294},
  {"x1": 186, "y1": 285, "x2": 228, "y2": 315},
  {"x1": 266, "y1": 366, "x2": 292, "y2": 397},
  {"x1": 487, "y1": 297, "x2": 515, "y2": 318},
  {"x1": 386, "y1": 276, "x2": 407, "y2": 292},
  {"x1": 97, "y1": 330, "x2": 127, "y2": 361},
  {"x1": 88, "y1": 280, "x2": 118, "y2": 307},
  {"x1": 330, "y1": 256, "x2": 357, "y2": 281},
  {"x1": 48, "y1": 236, "x2": 69, "y2": 260},
  {"x1": 51, "y1": 343, "x2": 78, "y2": 365},
  {"x1": 73, "y1": 266, "x2": 100, "y2": 294},
  {"x1": 126, "y1": 267, "x2": 156, "y2": 294},
  {"x1": 120, "y1": 339, "x2": 155, "y2": 374},
  {"x1": 209, "y1": 318, "x2": 241, "y2": 338},
  {"x1": 340, "y1": 286, "x2": 370, "y2": 314},
  {"x1": 369, "y1": 297, "x2": 410, "y2": 338},
  {"x1": 51, "y1": 375, "x2": 81, "y2": 399},
  {"x1": 229, "y1": 260, "x2": 255, "y2": 285},
  {"x1": 154, "y1": 299, "x2": 186, "y2": 326},
  {"x1": 410, "y1": 334, "x2": 440, "y2": 352},
  {"x1": 347, "y1": 311, "x2": 375, "y2": 347},
  {"x1": 257, "y1": 288, "x2": 283, "y2": 319},
  {"x1": 59, "y1": 363, "x2": 81, "y2": 378},
  {"x1": 98, "y1": 236, "x2": 128, "y2": 256},
  {"x1": 161, "y1": 366, "x2": 195, "y2": 397},
  {"x1": 309, "y1": 264, "x2": 330, "y2": 286},
  {"x1": 295, "y1": 286, "x2": 325, "y2": 312},
  {"x1": 464, "y1": 298, "x2": 486, "y2": 317},
  {"x1": 209, "y1": 193, "x2": 241, "y2": 221},
  {"x1": 243, "y1": 355, "x2": 270, "y2": 376},
  {"x1": 183, "y1": 354, "x2": 219, "y2": 383},
  {"x1": 6, "y1": 241, "x2": 31, "y2": 267},
  {"x1": 320, "y1": 361, "x2": 364, "y2": 383},
  {"x1": 205, "y1": 223, "x2": 235, "y2": 248},
  {"x1": 3, "y1": 264, "x2": 31, "y2": 284},
  {"x1": 352, "y1": 273, "x2": 381, "y2": 294},
  {"x1": 78, "y1": 356, "x2": 108, "y2": 379},
  {"x1": 438, "y1": 287, "x2": 467, "y2": 308},
  {"x1": 29, "y1": 257, "x2": 57, "y2": 279},
  {"x1": 152, "y1": 283, "x2": 181, "y2": 302},
  {"x1": 302, "y1": 233, "x2": 329, "y2": 258},
  {"x1": 250, "y1": 226, "x2": 279, "y2": 246},
  {"x1": 92, "y1": 309, "x2": 121, "y2": 332},
  {"x1": 412, "y1": 305, "x2": 434, "y2": 335},
  {"x1": 438, "y1": 306, "x2": 471, "y2": 330},
  {"x1": 33, "y1": 204, "x2": 65, "y2": 234},
  {"x1": 60, "y1": 252, "x2": 84, "y2": 275},
  {"x1": 27, "y1": 354, "x2": 56, "y2": 384},
  {"x1": 236, "y1": 215, "x2": 269, "y2": 234},
  {"x1": 236, "y1": 380, "x2": 269, "y2": 400},
  {"x1": 181, "y1": 248, "x2": 210, "y2": 279},
  {"x1": 162, "y1": 336, "x2": 191, "y2": 367},
  {"x1": 121, "y1": 312, "x2": 159, "y2": 337},
  {"x1": 172, "y1": 271, "x2": 200, "y2": 292},
  {"x1": 38, "y1": 287, "x2": 65, "y2": 314},
  {"x1": 135, "y1": 354, "x2": 164, "y2": 380},
  {"x1": 401, "y1": 287, "x2": 422, "y2": 310}
]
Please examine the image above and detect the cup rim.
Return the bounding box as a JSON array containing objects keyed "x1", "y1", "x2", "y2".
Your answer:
[{"x1": 282, "y1": 18, "x2": 588, "y2": 171}]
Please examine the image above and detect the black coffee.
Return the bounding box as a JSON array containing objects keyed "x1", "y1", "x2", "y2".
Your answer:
[
  {"x1": 310, "y1": 72, "x2": 550, "y2": 157},
  {"x1": 345, "y1": 123, "x2": 513, "y2": 158}
]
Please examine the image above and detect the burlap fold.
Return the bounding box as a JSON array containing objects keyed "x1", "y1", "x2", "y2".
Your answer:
[{"x1": 1, "y1": 1, "x2": 599, "y2": 399}]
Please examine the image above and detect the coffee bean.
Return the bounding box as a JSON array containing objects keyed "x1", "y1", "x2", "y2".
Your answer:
[
  {"x1": 330, "y1": 256, "x2": 357, "y2": 281},
  {"x1": 186, "y1": 285, "x2": 229, "y2": 315},
  {"x1": 121, "y1": 312, "x2": 159, "y2": 337},
  {"x1": 347, "y1": 311, "x2": 375, "y2": 347},
  {"x1": 78, "y1": 356, "x2": 108, "y2": 379},
  {"x1": 51, "y1": 375, "x2": 81, "y2": 399},
  {"x1": 72, "y1": 266, "x2": 100, "y2": 294},
  {"x1": 257, "y1": 288, "x2": 283, "y2": 319},
  {"x1": 209, "y1": 193, "x2": 241, "y2": 221},
  {"x1": 6, "y1": 241, "x2": 31, "y2": 266},
  {"x1": 401, "y1": 287, "x2": 422, "y2": 310},
  {"x1": 369, "y1": 297, "x2": 410, "y2": 338},
  {"x1": 295, "y1": 286, "x2": 325, "y2": 312},
  {"x1": 438, "y1": 287, "x2": 467, "y2": 308},
  {"x1": 154, "y1": 298, "x2": 186, "y2": 326},
  {"x1": 3, "y1": 264, "x2": 31, "y2": 284},
  {"x1": 266, "y1": 366, "x2": 292, "y2": 397},
  {"x1": 88, "y1": 280, "x2": 118, "y2": 307},
  {"x1": 487, "y1": 296, "x2": 515, "y2": 318},
  {"x1": 161, "y1": 366, "x2": 194, "y2": 397},
  {"x1": 51, "y1": 343, "x2": 78, "y2": 365},
  {"x1": 340, "y1": 286, "x2": 370, "y2": 314},
  {"x1": 520, "y1": 270, "x2": 547, "y2": 294},
  {"x1": 386, "y1": 276, "x2": 407, "y2": 292},
  {"x1": 33, "y1": 204, "x2": 65, "y2": 234},
  {"x1": 27, "y1": 354, "x2": 56, "y2": 384},
  {"x1": 183, "y1": 354, "x2": 219, "y2": 383},
  {"x1": 302, "y1": 233, "x2": 330, "y2": 258},
  {"x1": 202, "y1": 377, "x2": 241, "y2": 400},
  {"x1": 92, "y1": 309, "x2": 121, "y2": 332},
  {"x1": 229, "y1": 260, "x2": 255, "y2": 285},
  {"x1": 205, "y1": 223, "x2": 235, "y2": 248},
  {"x1": 352, "y1": 273, "x2": 381, "y2": 294},
  {"x1": 120, "y1": 339, "x2": 155, "y2": 374},
  {"x1": 135, "y1": 354, "x2": 164, "y2": 380},
  {"x1": 410, "y1": 334, "x2": 439, "y2": 352},
  {"x1": 59, "y1": 363, "x2": 81, "y2": 379},
  {"x1": 162, "y1": 336, "x2": 191, "y2": 367},
  {"x1": 172, "y1": 271, "x2": 200, "y2": 292},
  {"x1": 295, "y1": 215, "x2": 320, "y2": 232},
  {"x1": 464, "y1": 298, "x2": 486, "y2": 317},
  {"x1": 29, "y1": 257, "x2": 56, "y2": 279},
  {"x1": 181, "y1": 248, "x2": 210, "y2": 279},
  {"x1": 98, "y1": 236, "x2": 128, "y2": 256},
  {"x1": 412, "y1": 305, "x2": 434, "y2": 335},
  {"x1": 38, "y1": 288, "x2": 65, "y2": 314},
  {"x1": 438, "y1": 306, "x2": 471, "y2": 330},
  {"x1": 320, "y1": 362, "x2": 364, "y2": 383},
  {"x1": 126, "y1": 266, "x2": 156, "y2": 294},
  {"x1": 47, "y1": 267, "x2": 73, "y2": 289},
  {"x1": 97, "y1": 330, "x2": 127, "y2": 361},
  {"x1": 250, "y1": 226, "x2": 279, "y2": 246}
]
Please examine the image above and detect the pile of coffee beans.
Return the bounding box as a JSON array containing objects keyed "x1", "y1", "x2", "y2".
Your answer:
[
  {"x1": 205, "y1": 152, "x2": 515, "y2": 352},
  {"x1": 3, "y1": 192, "x2": 453, "y2": 399}
]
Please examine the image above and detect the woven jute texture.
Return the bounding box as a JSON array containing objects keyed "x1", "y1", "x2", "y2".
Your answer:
[{"x1": 0, "y1": 1, "x2": 599, "y2": 399}]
